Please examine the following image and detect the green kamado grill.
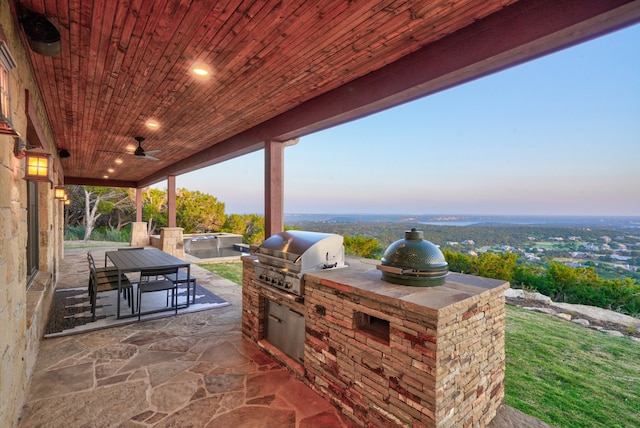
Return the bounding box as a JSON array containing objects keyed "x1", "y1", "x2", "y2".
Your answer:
[{"x1": 377, "y1": 228, "x2": 448, "y2": 286}]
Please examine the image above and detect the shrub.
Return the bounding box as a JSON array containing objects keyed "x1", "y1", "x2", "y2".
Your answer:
[
  {"x1": 104, "y1": 227, "x2": 130, "y2": 242},
  {"x1": 64, "y1": 225, "x2": 85, "y2": 241}
]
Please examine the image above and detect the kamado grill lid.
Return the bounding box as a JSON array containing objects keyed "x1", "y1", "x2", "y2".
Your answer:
[{"x1": 377, "y1": 228, "x2": 448, "y2": 286}]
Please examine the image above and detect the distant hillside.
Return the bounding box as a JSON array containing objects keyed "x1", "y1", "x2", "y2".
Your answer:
[
  {"x1": 285, "y1": 220, "x2": 638, "y2": 249},
  {"x1": 285, "y1": 214, "x2": 640, "y2": 229}
]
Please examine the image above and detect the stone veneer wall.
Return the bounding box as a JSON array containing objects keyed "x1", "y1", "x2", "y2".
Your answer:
[
  {"x1": 242, "y1": 256, "x2": 508, "y2": 428},
  {"x1": 159, "y1": 227, "x2": 185, "y2": 259},
  {"x1": 1, "y1": 3, "x2": 64, "y2": 425},
  {"x1": 130, "y1": 221, "x2": 149, "y2": 247},
  {"x1": 303, "y1": 276, "x2": 506, "y2": 428}
]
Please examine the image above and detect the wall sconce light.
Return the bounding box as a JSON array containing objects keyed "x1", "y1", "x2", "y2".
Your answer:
[
  {"x1": 14, "y1": 137, "x2": 27, "y2": 158},
  {"x1": 54, "y1": 186, "x2": 66, "y2": 199},
  {"x1": 24, "y1": 150, "x2": 53, "y2": 183}
]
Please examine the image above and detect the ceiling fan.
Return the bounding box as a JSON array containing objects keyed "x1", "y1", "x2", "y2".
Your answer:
[
  {"x1": 98, "y1": 136, "x2": 161, "y2": 161},
  {"x1": 132, "y1": 136, "x2": 161, "y2": 161}
]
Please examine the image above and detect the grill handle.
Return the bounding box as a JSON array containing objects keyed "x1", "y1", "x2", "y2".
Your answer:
[
  {"x1": 253, "y1": 279, "x2": 305, "y2": 304},
  {"x1": 376, "y1": 264, "x2": 408, "y2": 275},
  {"x1": 268, "y1": 314, "x2": 282, "y2": 323},
  {"x1": 377, "y1": 264, "x2": 447, "y2": 277}
]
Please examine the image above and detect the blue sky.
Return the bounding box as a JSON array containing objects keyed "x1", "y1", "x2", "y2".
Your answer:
[{"x1": 176, "y1": 23, "x2": 640, "y2": 217}]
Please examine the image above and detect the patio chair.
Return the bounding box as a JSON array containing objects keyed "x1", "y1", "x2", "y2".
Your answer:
[
  {"x1": 87, "y1": 252, "x2": 133, "y2": 320},
  {"x1": 163, "y1": 270, "x2": 197, "y2": 306},
  {"x1": 137, "y1": 267, "x2": 180, "y2": 320}
]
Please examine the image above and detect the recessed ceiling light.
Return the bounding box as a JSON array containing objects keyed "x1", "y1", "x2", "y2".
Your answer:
[
  {"x1": 115, "y1": 159, "x2": 123, "y2": 164},
  {"x1": 107, "y1": 168, "x2": 114, "y2": 173},
  {"x1": 103, "y1": 175, "x2": 109, "y2": 179},
  {"x1": 146, "y1": 120, "x2": 159, "y2": 129},
  {"x1": 193, "y1": 67, "x2": 209, "y2": 76}
]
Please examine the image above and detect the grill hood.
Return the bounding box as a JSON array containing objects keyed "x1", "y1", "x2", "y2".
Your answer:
[
  {"x1": 254, "y1": 230, "x2": 346, "y2": 296},
  {"x1": 256, "y1": 230, "x2": 345, "y2": 272}
]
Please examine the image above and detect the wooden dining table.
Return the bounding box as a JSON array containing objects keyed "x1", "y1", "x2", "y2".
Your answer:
[{"x1": 105, "y1": 248, "x2": 191, "y2": 319}]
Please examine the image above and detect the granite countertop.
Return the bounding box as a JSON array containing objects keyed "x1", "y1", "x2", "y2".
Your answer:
[{"x1": 304, "y1": 257, "x2": 510, "y2": 313}]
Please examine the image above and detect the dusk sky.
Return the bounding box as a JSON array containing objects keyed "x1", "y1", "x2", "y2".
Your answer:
[{"x1": 174, "y1": 23, "x2": 640, "y2": 217}]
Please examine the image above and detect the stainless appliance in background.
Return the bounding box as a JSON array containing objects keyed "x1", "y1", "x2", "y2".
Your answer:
[
  {"x1": 254, "y1": 230, "x2": 346, "y2": 296},
  {"x1": 265, "y1": 300, "x2": 305, "y2": 364},
  {"x1": 253, "y1": 230, "x2": 346, "y2": 363}
]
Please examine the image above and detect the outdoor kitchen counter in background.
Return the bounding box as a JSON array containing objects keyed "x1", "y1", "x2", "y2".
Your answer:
[
  {"x1": 242, "y1": 256, "x2": 510, "y2": 428},
  {"x1": 306, "y1": 257, "x2": 509, "y2": 313}
]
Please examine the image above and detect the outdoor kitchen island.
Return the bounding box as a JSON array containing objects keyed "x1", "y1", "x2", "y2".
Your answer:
[{"x1": 242, "y1": 256, "x2": 509, "y2": 428}]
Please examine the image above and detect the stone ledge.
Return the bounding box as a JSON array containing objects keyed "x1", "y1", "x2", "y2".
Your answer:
[{"x1": 25, "y1": 270, "x2": 53, "y2": 331}]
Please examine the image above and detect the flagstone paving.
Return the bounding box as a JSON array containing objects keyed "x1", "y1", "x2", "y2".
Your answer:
[{"x1": 18, "y1": 245, "x2": 549, "y2": 428}]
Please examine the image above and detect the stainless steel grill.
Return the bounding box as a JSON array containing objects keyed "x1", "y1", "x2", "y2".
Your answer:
[
  {"x1": 253, "y1": 230, "x2": 346, "y2": 364},
  {"x1": 254, "y1": 230, "x2": 346, "y2": 296}
]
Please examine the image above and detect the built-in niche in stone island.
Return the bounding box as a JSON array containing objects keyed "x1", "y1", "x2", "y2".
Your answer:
[{"x1": 355, "y1": 311, "x2": 390, "y2": 345}]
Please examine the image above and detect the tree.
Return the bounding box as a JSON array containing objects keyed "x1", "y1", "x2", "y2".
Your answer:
[
  {"x1": 142, "y1": 188, "x2": 168, "y2": 234},
  {"x1": 476, "y1": 252, "x2": 518, "y2": 282},
  {"x1": 545, "y1": 262, "x2": 597, "y2": 302},
  {"x1": 244, "y1": 214, "x2": 265, "y2": 244},
  {"x1": 64, "y1": 185, "x2": 86, "y2": 228},
  {"x1": 344, "y1": 235, "x2": 381, "y2": 258},
  {"x1": 176, "y1": 189, "x2": 226, "y2": 233},
  {"x1": 442, "y1": 249, "x2": 475, "y2": 274},
  {"x1": 222, "y1": 213, "x2": 265, "y2": 244},
  {"x1": 81, "y1": 186, "x2": 126, "y2": 241},
  {"x1": 104, "y1": 188, "x2": 136, "y2": 231},
  {"x1": 223, "y1": 213, "x2": 248, "y2": 235}
]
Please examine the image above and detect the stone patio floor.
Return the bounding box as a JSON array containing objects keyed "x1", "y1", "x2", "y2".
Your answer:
[{"x1": 18, "y1": 245, "x2": 551, "y2": 428}]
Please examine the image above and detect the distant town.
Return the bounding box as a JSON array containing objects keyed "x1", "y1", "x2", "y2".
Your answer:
[{"x1": 285, "y1": 214, "x2": 640, "y2": 282}]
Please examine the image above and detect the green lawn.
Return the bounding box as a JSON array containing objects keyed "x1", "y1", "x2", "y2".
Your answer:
[
  {"x1": 505, "y1": 305, "x2": 640, "y2": 428},
  {"x1": 195, "y1": 261, "x2": 640, "y2": 427},
  {"x1": 198, "y1": 262, "x2": 243, "y2": 285}
]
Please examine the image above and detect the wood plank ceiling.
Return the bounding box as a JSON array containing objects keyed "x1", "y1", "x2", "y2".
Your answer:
[{"x1": 8, "y1": 0, "x2": 640, "y2": 188}]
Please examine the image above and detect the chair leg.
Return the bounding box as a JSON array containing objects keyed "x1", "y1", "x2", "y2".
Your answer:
[
  {"x1": 173, "y1": 288, "x2": 178, "y2": 315},
  {"x1": 90, "y1": 287, "x2": 97, "y2": 321}
]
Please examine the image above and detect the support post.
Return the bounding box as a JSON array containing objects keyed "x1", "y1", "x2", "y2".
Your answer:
[
  {"x1": 167, "y1": 175, "x2": 176, "y2": 228},
  {"x1": 264, "y1": 140, "x2": 284, "y2": 238},
  {"x1": 135, "y1": 188, "x2": 142, "y2": 222}
]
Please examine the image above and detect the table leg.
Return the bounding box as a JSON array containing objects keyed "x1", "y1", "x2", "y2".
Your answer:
[
  {"x1": 116, "y1": 271, "x2": 121, "y2": 319},
  {"x1": 187, "y1": 266, "x2": 192, "y2": 307}
]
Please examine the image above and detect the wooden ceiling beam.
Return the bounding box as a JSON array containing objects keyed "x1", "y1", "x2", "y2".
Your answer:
[{"x1": 64, "y1": 177, "x2": 138, "y2": 188}]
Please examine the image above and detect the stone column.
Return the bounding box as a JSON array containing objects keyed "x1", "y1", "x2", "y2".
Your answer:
[
  {"x1": 159, "y1": 227, "x2": 184, "y2": 259},
  {"x1": 130, "y1": 222, "x2": 149, "y2": 247}
]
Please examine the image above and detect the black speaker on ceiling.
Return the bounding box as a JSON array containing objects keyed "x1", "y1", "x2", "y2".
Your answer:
[{"x1": 20, "y1": 12, "x2": 61, "y2": 56}]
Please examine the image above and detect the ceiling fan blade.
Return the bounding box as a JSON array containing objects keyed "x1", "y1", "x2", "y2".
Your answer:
[
  {"x1": 144, "y1": 155, "x2": 160, "y2": 161},
  {"x1": 144, "y1": 150, "x2": 162, "y2": 155}
]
